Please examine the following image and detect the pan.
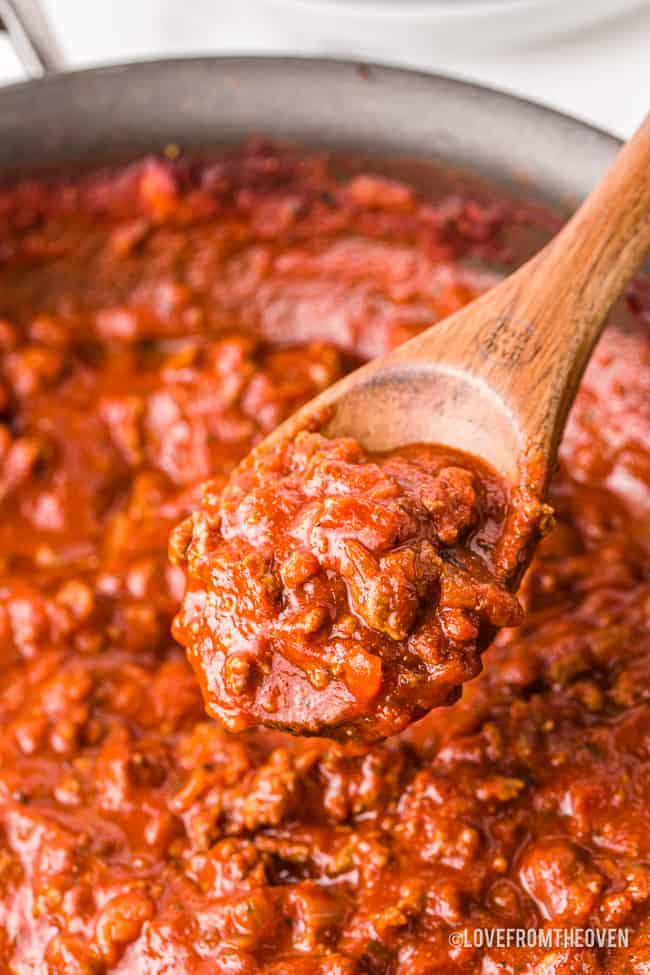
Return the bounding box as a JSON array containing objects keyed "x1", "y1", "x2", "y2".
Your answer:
[
  {"x1": 0, "y1": 0, "x2": 624, "y2": 212},
  {"x1": 0, "y1": 4, "x2": 649, "y2": 972}
]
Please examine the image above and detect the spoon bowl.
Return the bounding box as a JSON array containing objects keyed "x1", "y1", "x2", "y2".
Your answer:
[{"x1": 317, "y1": 354, "x2": 520, "y2": 479}]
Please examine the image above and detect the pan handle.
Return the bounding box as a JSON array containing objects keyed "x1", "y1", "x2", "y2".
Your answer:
[{"x1": 0, "y1": 0, "x2": 64, "y2": 77}]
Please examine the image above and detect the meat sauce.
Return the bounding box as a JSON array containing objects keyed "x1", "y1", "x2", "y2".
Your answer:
[
  {"x1": 1, "y1": 144, "x2": 650, "y2": 973},
  {"x1": 171, "y1": 435, "x2": 524, "y2": 741}
]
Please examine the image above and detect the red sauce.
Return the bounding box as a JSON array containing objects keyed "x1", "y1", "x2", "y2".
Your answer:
[
  {"x1": 1, "y1": 144, "x2": 650, "y2": 973},
  {"x1": 171, "y1": 434, "x2": 523, "y2": 740}
]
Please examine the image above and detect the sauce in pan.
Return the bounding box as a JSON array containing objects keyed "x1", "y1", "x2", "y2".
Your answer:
[{"x1": 1, "y1": 145, "x2": 650, "y2": 973}]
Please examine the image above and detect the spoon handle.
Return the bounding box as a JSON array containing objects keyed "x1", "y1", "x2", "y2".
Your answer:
[
  {"x1": 510, "y1": 110, "x2": 650, "y2": 452},
  {"x1": 552, "y1": 111, "x2": 650, "y2": 319},
  {"x1": 412, "y1": 111, "x2": 650, "y2": 490}
]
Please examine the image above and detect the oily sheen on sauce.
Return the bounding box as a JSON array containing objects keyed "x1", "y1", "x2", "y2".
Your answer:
[
  {"x1": 171, "y1": 434, "x2": 524, "y2": 741},
  {"x1": 1, "y1": 145, "x2": 650, "y2": 973}
]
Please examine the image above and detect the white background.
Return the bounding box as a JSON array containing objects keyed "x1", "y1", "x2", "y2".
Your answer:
[{"x1": 0, "y1": 0, "x2": 648, "y2": 139}]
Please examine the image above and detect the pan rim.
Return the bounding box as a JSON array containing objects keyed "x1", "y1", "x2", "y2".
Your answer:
[{"x1": 0, "y1": 53, "x2": 623, "y2": 150}]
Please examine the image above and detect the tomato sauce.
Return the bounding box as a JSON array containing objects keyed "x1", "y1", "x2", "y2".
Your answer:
[
  {"x1": 171, "y1": 434, "x2": 524, "y2": 741},
  {"x1": 1, "y1": 144, "x2": 650, "y2": 973}
]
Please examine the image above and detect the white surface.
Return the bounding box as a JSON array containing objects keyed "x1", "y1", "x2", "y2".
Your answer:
[
  {"x1": 0, "y1": 0, "x2": 648, "y2": 138},
  {"x1": 274, "y1": 0, "x2": 649, "y2": 60},
  {"x1": 287, "y1": 0, "x2": 642, "y2": 19}
]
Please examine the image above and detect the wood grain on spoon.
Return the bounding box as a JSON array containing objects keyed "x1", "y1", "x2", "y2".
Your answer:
[{"x1": 249, "y1": 112, "x2": 650, "y2": 583}]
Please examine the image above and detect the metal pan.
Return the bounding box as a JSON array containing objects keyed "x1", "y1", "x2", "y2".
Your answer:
[{"x1": 0, "y1": 0, "x2": 624, "y2": 218}]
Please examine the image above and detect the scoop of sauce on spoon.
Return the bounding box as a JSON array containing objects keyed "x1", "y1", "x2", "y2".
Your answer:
[
  {"x1": 171, "y1": 435, "x2": 537, "y2": 740},
  {"x1": 172, "y1": 113, "x2": 650, "y2": 740}
]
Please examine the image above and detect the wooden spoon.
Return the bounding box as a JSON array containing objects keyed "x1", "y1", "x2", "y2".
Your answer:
[{"x1": 250, "y1": 113, "x2": 650, "y2": 582}]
